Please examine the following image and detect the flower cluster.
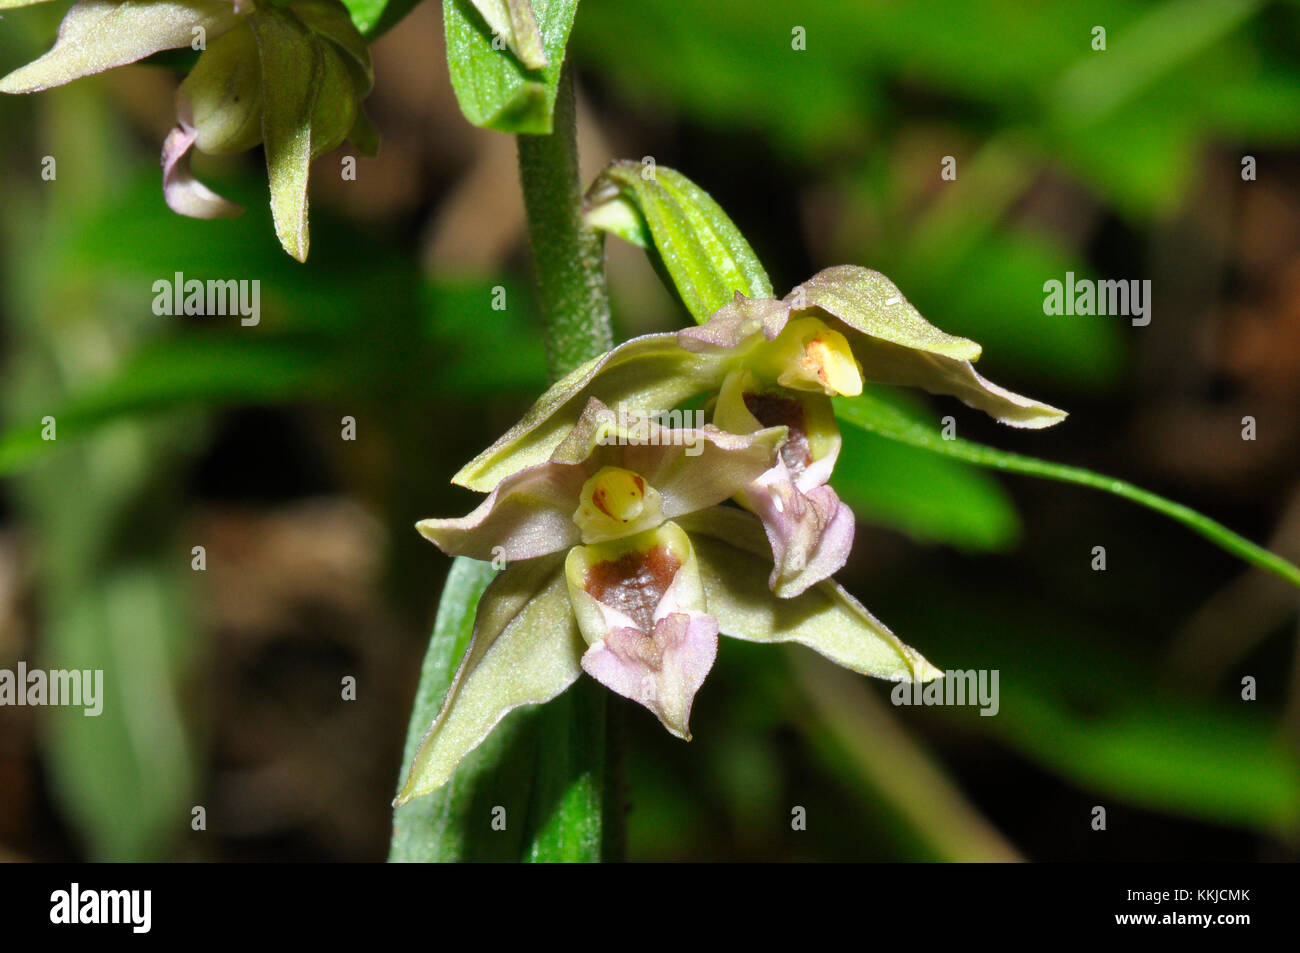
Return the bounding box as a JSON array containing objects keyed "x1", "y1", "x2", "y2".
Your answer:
[
  {"x1": 396, "y1": 265, "x2": 1064, "y2": 803},
  {"x1": 1, "y1": 0, "x2": 376, "y2": 261}
]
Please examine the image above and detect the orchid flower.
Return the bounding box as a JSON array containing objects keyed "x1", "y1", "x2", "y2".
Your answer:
[
  {"x1": 449, "y1": 265, "x2": 1066, "y2": 596},
  {"x1": 0, "y1": 0, "x2": 376, "y2": 261},
  {"x1": 396, "y1": 398, "x2": 941, "y2": 804}
]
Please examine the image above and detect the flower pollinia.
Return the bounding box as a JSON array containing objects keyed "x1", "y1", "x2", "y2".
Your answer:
[
  {"x1": 450, "y1": 265, "x2": 1067, "y2": 597},
  {"x1": 0, "y1": 0, "x2": 377, "y2": 261},
  {"x1": 396, "y1": 398, "x2": 941, "y2": 804}
]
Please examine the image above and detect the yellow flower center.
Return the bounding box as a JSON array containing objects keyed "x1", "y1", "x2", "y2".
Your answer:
[
  {"x1": 573, "y1": 466, "x2": 666, "y2": 542},
  {"x1": 756, "y1": 316, "x2": 863, "y2": 396}
]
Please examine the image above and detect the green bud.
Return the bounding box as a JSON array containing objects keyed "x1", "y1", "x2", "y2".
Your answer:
[
  {"x1": 178, "y1": 25, "x2": 263, "y2": 156},
  {"x1": 309, "y1": 38, "x2": 360, "y2": 158}
]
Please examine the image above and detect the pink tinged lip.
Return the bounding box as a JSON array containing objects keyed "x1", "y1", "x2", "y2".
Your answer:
[{"x1": 577, "y1": 543, "x2": 718, "y2": 738}]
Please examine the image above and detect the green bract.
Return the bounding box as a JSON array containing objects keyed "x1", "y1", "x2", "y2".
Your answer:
[{"x1": 1, "y1": 0, "x2": 377, "y2": 261}]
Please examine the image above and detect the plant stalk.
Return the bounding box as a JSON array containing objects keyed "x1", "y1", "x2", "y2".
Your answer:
[{"x1": 515, "y1": 65, "x2": 622, "y2": 861}]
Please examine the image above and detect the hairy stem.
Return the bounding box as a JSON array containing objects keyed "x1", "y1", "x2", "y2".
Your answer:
[
  {"x1": 515, "y1": 65, "x2": 622, "y2": 861},
  {"x1": 517, "y1": 68, "x2": 613, "y2": 378}
]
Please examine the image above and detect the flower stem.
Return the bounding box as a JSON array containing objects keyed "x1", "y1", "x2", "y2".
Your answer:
[
  {"x1": 517, "y1": 68, "x2": 613, "y2": 378},
  {"x1": 515, "y1": 65, "x2": 622, "y2": 861}
]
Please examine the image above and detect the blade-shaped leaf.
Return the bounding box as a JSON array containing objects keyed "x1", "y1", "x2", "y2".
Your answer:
[
  {"x1": 585, "y1": 160, "x2": 773, "y2": 323},
  {"x1": 676, "y1": 507, "x2": 942, "y2": 682},
  {"x1": 0, "y1": 0, "x2": 241, "y2": 94},
  {"x1": 834, "y1": 392, "x2": 1300, "y2": 591},
  {"x1": 394, "y1": 552, "x2": 585, "y2": 805},
  {"x1": 340, "y1": 0, "x2": 421, "y2": 39},
  {"x1": 442, "y1": 0, "x2": 578, "y2": 134},
  {"x1": 251, "y1": 7, "x2": 320, "y2": 261}
]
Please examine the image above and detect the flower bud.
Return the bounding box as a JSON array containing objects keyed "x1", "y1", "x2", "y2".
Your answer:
[{"x1": 177, "y1": 25, "x2": 263, "y2": 156}]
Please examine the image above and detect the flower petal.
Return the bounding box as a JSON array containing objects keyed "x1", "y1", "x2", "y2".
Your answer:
[
  {"x1": 744, "y1": 477, "x2": 855, "y2": 598},
  {"x1": 250, "y1": 6, "x2": 319, "y2": 261},
  {"x1": 394, "y1": 553, "x2": 584, "y2": 804},
  {"x1": 419, "y1": 398, "x2": 784, "y2": 559},
  {"x1": 790, "y1": 266, "x2": 1067, "y2": 428},
  {"x1": 451, "y1": 342, "x2": 738, "y2": 492},
  {"x1": 677, "y1": 506, "x2": 942, "y2": 682},
  {"x1": 417, "y1": 461, "x2": 585, "y2": 561},
  {"x1": 161, "y1": 123, "x2": 244, "y2": 219},
  {"x1": 0, "y1": 0, "x2": 241, "y2": 94},
  {"x1": 553, "y1": 398, "x2": 787, "y2": 524},
  {"x1": 565, "y1": 521, "x2": 717, "y2": 738},
  {"x1": 789, "y1": 266, "x2": 981, "y2": 360},
  {"x1": 581, "y1": 612, "x2": 717, "y2": 740}
]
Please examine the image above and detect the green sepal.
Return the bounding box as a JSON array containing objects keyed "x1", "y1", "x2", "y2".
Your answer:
[
  {"x1": 0, "y1": 0, "x2": 241, "y2": 94},
  {"x1": 394, "y1": 552, "x2": 585, "y2": 804},
  {"x1": 677, "y1": 506, "x2": 943, "y2": 682},
  {"x1": 452, "y1": 334, "x2": 731, "y2": 492},
  {"x1": 251, "y1": 5, "x2": 320, "y2": 262}
]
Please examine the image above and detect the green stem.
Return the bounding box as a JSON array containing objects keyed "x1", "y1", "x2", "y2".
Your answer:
[
  {"x1": 517, "y1": 68, "x2": 613, "y2": 378},
  {"x1": 836, "y1": 396, "x2": 1300, "y2": 591},
  {"x1": 515, "y1": 65, "x2": 622, "y2": 861}
]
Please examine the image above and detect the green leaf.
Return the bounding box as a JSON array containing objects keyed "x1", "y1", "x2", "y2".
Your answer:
[
  {"x1": 394, "y1": 552, "x2": 584, "y2": 805},
  {"x1": 834, "y1": 392, "x2": 1300, "y2": 591},
  {"x1": 677, "y1": 507, "x2": 942, "y2": 682},
  {"x1": 585, "y1": 160, "x2": 773, "y2": 323},
  {"x1": 340, "y1": 0, "x2": 422, "y2": 38},
  {"x1": 0, "y1": 0, "x2": 241, "y2": 94},
  {"x1": 894, "y1": 588, "x2": 1300, "y2": 835},
  {"x1": 442, "y1": 0, "x2": 578, "y2": 134},
  {"x1": 251, "y1": 6, "x2": 320, "y2": 261},
  {"x1": 391, "y1": 557, "x2": 541, "y2": 861},
  {"x1": 293, "y1": 0, "x2": 375, "y2": 87},
  {"x1": 0, "y1": 337, "x2": 342, "y2": 475}
]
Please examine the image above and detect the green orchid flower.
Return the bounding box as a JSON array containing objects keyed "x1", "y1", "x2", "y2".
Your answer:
[
  {"x1": 449, "y1": 265, "x2": 1066, "y2": 596},
  {"x1": 395, "y1": 398, "x2": 940, "y2": 804},
  {"x1": 0, "y1": 0, "x2": 376, "y2": 261}
]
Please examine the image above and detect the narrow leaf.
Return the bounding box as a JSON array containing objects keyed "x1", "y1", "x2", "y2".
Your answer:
[
  {"x1": 835, "y1": 393, "x2": 1300, "y2": 591},
  {"x1": 585, "y1": 160, "x2": 773, "y2": 322}
]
